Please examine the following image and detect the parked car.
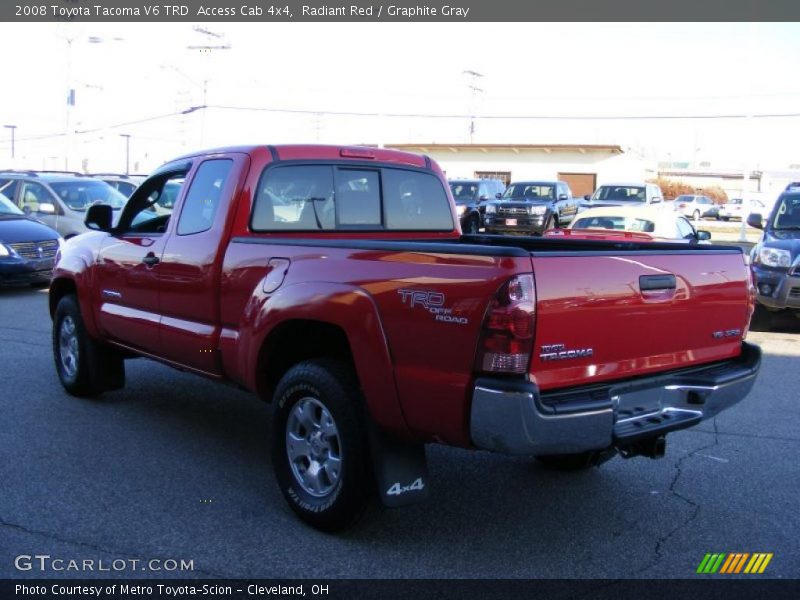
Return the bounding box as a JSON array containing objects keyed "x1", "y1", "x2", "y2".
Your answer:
[
  {"x1": 552, "y1": 206, "x2": 711, "y2": 243},
  {"x1": 483, "y1": 180, "x2": 578, "y2": 235},
  {"x1": 448, "y1": 178, "x2": 505, "y2": 233},
  {"x1": 91, "y1": 173, "x2": 146, "y2": 198},
  {"x1": 0, "y1": 171, "x2": 128, "y2": 239},
  {"x1": 0, "y1": 192, "x2": 62, "y2": 286},
  {"x1": 50, "y1": 144, "x2": 759, "y2": 531},
  {"x1": 719, "y1": 198, "x2": 766, "y2": 221},
  {"x1": 747, "y1": 190, "x2": 800, "y2": 320},
  {"x1": 585, "y1": 182, "x2": 664, "y2": 207},
  {"x1": 673, "y1": 194, "x2": 720, "y2": 221}
]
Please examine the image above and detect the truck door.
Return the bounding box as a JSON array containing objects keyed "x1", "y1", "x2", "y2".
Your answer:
[
  {"x1": 156, "y1": 153, "x2": 248, "y2": 373},
  {"x1": 93, "y1": 165, "x2": 188, "y2": 353}
]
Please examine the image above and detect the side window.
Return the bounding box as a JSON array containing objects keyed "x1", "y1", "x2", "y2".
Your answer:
[
  {"x1": 117, "y1": 182, "x2": 137, "y2": 197},
  {"x1": 252, "y1": 165, "x2": 335, "y2": 231},
  {"x1": 334, "y1": 169, "x2": 381, "y2": 227},
  {"x1": 124, "y1": 175, "x2": 184, "y2": 234},
  {"x1": 19, "y1": 181, "x2": 53, "y2": 214},
  {"x1": 676, "y1": 217, "x2": 696, "y2": 239},
  {"x1": 0, "y1": 179, "x2": 18, "y2": 202},
  {"x1": 177, "y1": 159, "x2": 233, "y2": 235},
  {"x1": 478, "y1": 182, "x2": 488, "y2": 199}
]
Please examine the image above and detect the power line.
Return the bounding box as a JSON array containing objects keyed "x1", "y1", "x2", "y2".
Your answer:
[{"x1": 4, "y1": 105, "x2": 800, "y2": 148}]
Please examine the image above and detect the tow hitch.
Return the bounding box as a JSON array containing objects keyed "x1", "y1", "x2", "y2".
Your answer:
[{"x1": 619, "y1": 435, "x2": 666, "y2": 460}]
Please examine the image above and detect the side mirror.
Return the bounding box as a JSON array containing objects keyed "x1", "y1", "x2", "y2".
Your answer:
[
  {"x1": 37, "y1": 202, "x2": 56, "y2": 214},
  {"x1": 696, "y1": 230, "x2": 711, "y2": 241},
  {"x1": 85, "y1": 204, "x2": 113, "y2": 232},
  {"x1": 495, "y1": 192, "x2": 503, "y2": 199},
  {"x1": 747, "y1": 213, "x2": 764, "y2": 230},
  {"x1": 479, "y1": 195, "x2": 488, "y2": 202},
  {"x1": 583, "y1": 194, "x2": 591, "y2": 201},
  {"x1": 558, "y1": 194, "x2": 569, "y2": 201},
  {"x1": 652, "y1": 198, "x2": 662, "y2": 204}
]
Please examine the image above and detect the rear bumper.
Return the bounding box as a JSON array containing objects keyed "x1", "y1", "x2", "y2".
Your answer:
[{"x1": 470, "y1": 342, "x2": 761, "y2": 455}]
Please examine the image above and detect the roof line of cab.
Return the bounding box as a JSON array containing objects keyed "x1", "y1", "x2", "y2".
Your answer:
[{"x1": 165, "y1": 144, "x2": 432, "y2": 170}]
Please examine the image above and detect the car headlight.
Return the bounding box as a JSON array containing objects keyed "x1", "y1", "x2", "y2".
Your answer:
[
  {"x1": 757, "y1": 246, "x2": 792, "y2": 268},
  {"x1": 0, "y1": 244, "x2": 8, "y2": 257},
  {"x1": 485, "y1": 204, "x2": 497, "y2": 214},
  {"x1": 529, "y1": 205, "x2": 547, "y2": 215},
  {"x1": 456, "y1": 205, "x2": 467, "y2": 216}
]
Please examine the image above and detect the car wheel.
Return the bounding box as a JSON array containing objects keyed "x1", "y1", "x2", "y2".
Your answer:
[
  {"x1": 53, "y1": 294, "x2": 125, "y2": 397},
  {"x1": 545, "y1": 213, "x2": 558, "y2": 231},
  {"x1": 272, "y1": 359, "x2": 372, "y2": 532},
  {"x1": 466, "y1": 216, "x2": 479, "y2": 234},
  {"x1": 722, "y1": 217, "x2": 729, "y2": 222},
  {"x1": 536, "y1": 451, "x2": 609, "y2": 471},
  {"x1": 693, "y1": 210, "x2": 701, "y2": 221}
]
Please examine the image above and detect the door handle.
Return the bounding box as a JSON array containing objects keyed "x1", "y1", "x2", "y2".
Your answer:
[
  {"x1": 142, "y1": 253, "x2": 160, "y2": 266},
  {"x1": 639, "y1": 274, "x2": 676, "y2": 291}
]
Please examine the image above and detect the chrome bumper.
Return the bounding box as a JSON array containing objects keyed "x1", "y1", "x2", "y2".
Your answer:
[{"x1": 470, "y1": 343, "x2": 761, "y2": 456}]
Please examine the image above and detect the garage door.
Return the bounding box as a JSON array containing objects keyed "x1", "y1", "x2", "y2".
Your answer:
[{"x1": 558, "y1": 173, "x2": 597, "y2": 198}]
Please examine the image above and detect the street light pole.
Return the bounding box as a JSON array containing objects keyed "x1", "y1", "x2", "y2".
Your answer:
[
  {"x1": 4, "y1": 125, "x2": 16, "y2": 159},
  {"x1": 119, "y1": 134, "x2": 131, "y2": 175}
]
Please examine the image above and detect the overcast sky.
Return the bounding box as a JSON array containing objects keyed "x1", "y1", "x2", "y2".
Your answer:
[{"x1": 1, "y1": 22, "x2": 799, "y2": 173}]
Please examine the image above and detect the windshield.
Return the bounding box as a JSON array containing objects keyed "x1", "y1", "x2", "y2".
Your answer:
[
  {"x1": 771, "y1": 194, "x2": 800, "y2": 230},
  {"x1": 0, "y1": 193, "x2": 24, "y2": 216},
  {"x1": 449, "y1": 182, "x2": 479, "y2": 203},
  {"x1": 503, "y1": 183, "x2": 555, "y2": 201},
  {"x1": 675, "y1": 194, "x2": 695, "y2": 202},
  {"x1": 572, "y1": 214, "x2": 655, "y2": 232},
  {"x1": 592, "y1": 185, "x2": 646, "y2": 202},
  {"x1": 50, "y1": 181, "x2": 128, "y2": 211}
]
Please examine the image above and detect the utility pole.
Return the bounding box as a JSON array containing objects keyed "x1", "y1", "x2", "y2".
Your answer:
[
  {"x1": 463, "y1": 70, "x2": 484, "y2": 143},
  {"x1": 120, "y1": 134, "x2": 131, "y2": 175},
  {"x1": 186, "y1": 26, "x2": 231, "y2": 148},
  {"x1": 4, "y1": 125, "x2": 16, "y2": 159}
]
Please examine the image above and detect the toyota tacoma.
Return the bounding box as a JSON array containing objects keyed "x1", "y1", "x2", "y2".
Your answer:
[{"x1": 50, "y1": 144, "x2": 760, "y2": 531}]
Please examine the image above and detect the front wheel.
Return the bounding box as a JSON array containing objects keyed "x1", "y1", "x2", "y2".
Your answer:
[
  {"x1": 693, "y1": 210, "x2": 701, "y2": 221},
  {"x1": 271, "y1": 359, "x2": 372, "y2": 532},
  {"x1": 465, "y1": 216, "x2": 479, "y2": 234},
  {"x1": 53, "y1": 294, "x2": 125, "y2": 397},
  {"x1": 545, "y1": 213, "x2": 558, "y2": 230}
]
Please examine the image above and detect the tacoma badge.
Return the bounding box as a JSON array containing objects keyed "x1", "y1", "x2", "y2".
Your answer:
[{"x1": 539, "y1": 343, "x2": 594, "y2": 361}]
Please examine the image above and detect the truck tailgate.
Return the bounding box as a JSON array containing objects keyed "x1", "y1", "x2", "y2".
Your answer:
[{"x1": 529, "y1": 250, "x2": 750, "y2": 391}]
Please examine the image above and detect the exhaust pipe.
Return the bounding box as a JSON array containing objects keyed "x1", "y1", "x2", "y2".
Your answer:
[{"x1": 619, "y1": 435, "x2": 666, "y2": 460}]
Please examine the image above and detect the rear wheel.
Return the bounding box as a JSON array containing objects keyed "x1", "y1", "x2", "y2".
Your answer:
[
  {"x1": 271, "y1": 359, "x2": 371, "y2": 532},
  {"x1": 749, "y1": 304, "x2": 773, "y2": 332},
  {"x1": 693, "y1": 210, "x2": 701, "y2": 221}
]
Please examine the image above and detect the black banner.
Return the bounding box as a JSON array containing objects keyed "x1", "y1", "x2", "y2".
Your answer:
[
  {"x1": 3, "y1": 0, "x2": 800, "y2": 22},
  {"x1": 3, "y1": 579, "x2": 800, "y2": 600}
]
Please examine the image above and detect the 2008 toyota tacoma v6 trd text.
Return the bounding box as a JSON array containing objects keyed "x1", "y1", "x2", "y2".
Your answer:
[{"x1": 50, "y1": 144, "x2": 761, "y2": 531}]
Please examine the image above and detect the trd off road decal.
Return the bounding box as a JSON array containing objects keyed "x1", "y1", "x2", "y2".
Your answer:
[{"x1": 397, "y1": 289, "x2": 468, "y2": 325}]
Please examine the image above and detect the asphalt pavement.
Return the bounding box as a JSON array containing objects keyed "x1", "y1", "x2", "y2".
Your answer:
[{"x1": 0, "y1": 286, "x2": 798, "y2": 579}]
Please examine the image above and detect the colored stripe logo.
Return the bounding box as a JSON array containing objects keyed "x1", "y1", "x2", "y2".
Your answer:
[{"x1": 697, "y1": 553, "x2": 773, "y2": 574}]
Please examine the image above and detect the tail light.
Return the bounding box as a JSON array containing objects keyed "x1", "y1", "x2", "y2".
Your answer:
[
  {"x1": 743, "y1": 263, "x2": 757, "y2": 338},
  {"x1": 679, "y1": 203, "x2": 688, "y2": 208},
  {"x1": 476, "y1": 274, "x2": 536, "y2": 374}
]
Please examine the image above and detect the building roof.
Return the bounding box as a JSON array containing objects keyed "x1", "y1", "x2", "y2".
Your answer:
[{"x1": 385, "y1": 143, "x2": 624, "y2": 155}]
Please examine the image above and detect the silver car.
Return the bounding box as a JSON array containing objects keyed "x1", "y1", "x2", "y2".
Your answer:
[{"x1": 0, "y1": 171, "x2": 127, "y2": 239}]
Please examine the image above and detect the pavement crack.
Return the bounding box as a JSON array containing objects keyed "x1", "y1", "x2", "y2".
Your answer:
[
  {"x1": 0, "y1": 514, "x2": 229, "y2": 578},
  {"x1": 634, "y1": 418, "x2": 720, "y2": 576},
  {"x1": 692, "y1": 428, "x2": 800, "y2": 443}
]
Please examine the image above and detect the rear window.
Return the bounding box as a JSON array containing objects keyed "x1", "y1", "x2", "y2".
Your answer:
[
  {"x1": 592, "y1": 186, "x2": 646, "y2": 202},
  {"x1": 251, "y1": 164, "x2": 453, "y2": 232},
  {"x1": 572, "y1": 215, "x2": 655, "y2": 233}
]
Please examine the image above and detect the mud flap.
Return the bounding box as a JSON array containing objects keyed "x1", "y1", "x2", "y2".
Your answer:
[{"x1": 367, "y1": 424, "x2": 430, "y2": 508}]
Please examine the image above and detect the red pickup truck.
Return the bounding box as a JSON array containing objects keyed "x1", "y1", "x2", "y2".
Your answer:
[{"x1": 50, "y1": 145, "x2": 760, "y2": 531}]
